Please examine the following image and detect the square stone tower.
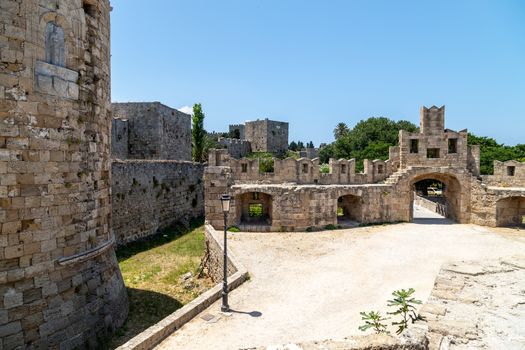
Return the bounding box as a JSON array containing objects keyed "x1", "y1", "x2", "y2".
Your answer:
[
  {"x1": 112, "y1": 102, "x2": 192, "y2": 161},
  {"x1": 244, "y1": 118, "x2": 289, "y2": 155}
]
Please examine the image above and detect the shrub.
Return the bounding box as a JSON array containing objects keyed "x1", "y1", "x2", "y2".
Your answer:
[
  {"x1": 359, "y1": 288, "x2": 425, "y2": 335},
  {"x1": 319, "y1": 163, "x2": 330, "y2": 174},
  {"x1": 358, "y1": 311, "x2": 389, "y2": 334},
  {"x1": 228, "y1": 226, "x2": 240, "y2": 232}
]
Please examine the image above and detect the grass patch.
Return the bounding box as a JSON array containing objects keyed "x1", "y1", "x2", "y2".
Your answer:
[{"x1": 110, "y1": 218, "x2": 213, "y2": 347}]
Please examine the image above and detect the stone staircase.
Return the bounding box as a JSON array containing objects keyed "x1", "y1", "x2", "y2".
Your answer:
[{"x1": 384, "y1": 167, "x2": 412, "y2": 185}]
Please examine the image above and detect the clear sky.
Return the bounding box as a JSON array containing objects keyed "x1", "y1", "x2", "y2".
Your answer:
[{"x1": 110, "y1": 0, "x2": 525, "y2": 146}]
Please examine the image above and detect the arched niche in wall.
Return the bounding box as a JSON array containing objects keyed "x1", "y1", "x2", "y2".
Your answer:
[
  {"x1": 44, "y1": 21, "x2": 65, "y2": 67},
  {"x1": 35, "y1": 13, "x2": 79, "y2": 99}
]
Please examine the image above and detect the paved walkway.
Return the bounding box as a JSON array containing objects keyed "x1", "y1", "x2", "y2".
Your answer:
[{"x1": 156, "y1": 206, "x2": 525, "y2": 350}]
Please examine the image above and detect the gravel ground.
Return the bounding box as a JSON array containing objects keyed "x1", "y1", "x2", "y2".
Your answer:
[{"x1": 155, "y1": 206, "x2": 525, "y2": 350}]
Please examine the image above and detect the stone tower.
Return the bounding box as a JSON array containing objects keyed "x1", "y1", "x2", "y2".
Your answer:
[
  {"x1": 1, "y1": 1, "x2": 128, "y2": 348},
  {"x1": 420, "y1": 105, "x2": 445, "y2": 135}
]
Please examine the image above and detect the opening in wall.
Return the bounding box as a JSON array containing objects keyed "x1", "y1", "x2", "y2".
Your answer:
[
  {"x1": 507, "y1": 166, "x2": 516, "y2": 176},
  {"x1": 241, "y1": 163, "x2": 248, "y2": 173},
  {"x1": 427, "y1": 148, "x2": 440, "y2": 159},
  {"x1": 341, "y1": 164, "x2": 346, "y2": 174},
  {"x1": 302, "y1": 163, "x2": 308, "y2": 174},
  {"x1": 410, "y1": 139, "x2": 419, "y2": 154},
  {"x1": 249, "y1": 204, "x2": 263, "y2": 217},
  {"x1": 448, "y1": 138, "x2": 458, "y2": 154},
  {"x1": 83, "y1": 1, "x2": 98, "y2": 17},
  {"x1": 377, "y1": 164, "x2": 384, "y2": 174}
]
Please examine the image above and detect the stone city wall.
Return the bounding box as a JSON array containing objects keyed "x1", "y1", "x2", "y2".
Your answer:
[
  {"x1": 208, "y1": 149, "x2": 393, "y2": 185},
  {"x1": 0, "y1": 1, "x2": 128, "y2": 348},
  {"x1": 205, "y1": 106, "x2": 525, "y2": 232},
  {"x1": 112, "y1": 102, "x2": 192, "y2": 161},
  {"x1": 111, "y1": 160, "x2": 204, "y2": 245},
  {"x1": 217, "y1": 137, "x2": 251, "y2": 159},
  {"x1": 204, "y1": 161, "x2": 407, "y2": 231},
  {"x1": 299, "y1": 147, "x2": 318, "y2": 159}
]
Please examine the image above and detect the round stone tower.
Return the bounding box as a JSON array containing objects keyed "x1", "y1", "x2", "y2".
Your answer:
[{"x1": 0, "y1": 0, "x2": 128, "y2": 348}]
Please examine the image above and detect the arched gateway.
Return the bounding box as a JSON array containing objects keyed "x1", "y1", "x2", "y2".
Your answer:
[{"x1": 205, "y1": 106, "x2": 525, "y2": 232}]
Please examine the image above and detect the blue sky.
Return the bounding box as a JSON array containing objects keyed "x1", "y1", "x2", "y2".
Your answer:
[{"x1": 111, "y1": 0, "x2": 525, "y2": 146}]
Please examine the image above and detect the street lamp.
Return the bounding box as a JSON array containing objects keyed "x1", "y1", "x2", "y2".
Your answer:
[{"x1": 220, "y1": 194, "x2": 231, "y2": 312}]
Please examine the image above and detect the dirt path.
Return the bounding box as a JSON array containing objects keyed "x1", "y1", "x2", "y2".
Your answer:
[{"x1": 156, "y1": 206, "x2": 525, "y2": 350}]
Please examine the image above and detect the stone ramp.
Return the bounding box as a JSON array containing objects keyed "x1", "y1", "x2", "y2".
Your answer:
[{"x1": 421, "y1": 256, "x2": 525, "y2": 349}]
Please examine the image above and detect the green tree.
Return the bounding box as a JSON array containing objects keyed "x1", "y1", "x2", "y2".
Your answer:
[
  {"x1": 297, "y1": 141, "x2": 305, "y2": 150},
  {"x1": 332, "y1": 117, "x2": 417, "y2": 171},
  {"x1": 289, "y1": 141, "x2": 298, "y2": 151},
  {"x1": 191, "y1": 103, "x2": 206, "y2": 162},
  {"x1": 319, "y1": 143, "x2": 335, "y2": 164},
  {"x1": 307, "y1": 141, "x2": 315, "y2": 148},
  {"x1": 333, "y1": 122, "x2": 350, "y2": 140}
]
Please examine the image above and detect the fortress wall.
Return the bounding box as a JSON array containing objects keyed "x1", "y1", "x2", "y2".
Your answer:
[
  {"x1": 112, "y1": 102, "x2": 192, "y2": 161},
  {"x1": 111, "y1": 160, "x2": 204, "y2": 245},
  {"x1": 218, "y1": 137, "x2": 251, "y2": 159},
  {"x1": 0, "y1": 1, "x2": 128, "y2": 348}
]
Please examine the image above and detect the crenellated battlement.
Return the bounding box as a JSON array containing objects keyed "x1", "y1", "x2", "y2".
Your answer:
[{"x1": 207, "y1": 149, "x2": 395, "y2": 185}]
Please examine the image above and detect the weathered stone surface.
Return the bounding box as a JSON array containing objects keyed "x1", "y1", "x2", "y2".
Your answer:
[
  {"x1": 112, "y1": 160, "x2": 204, "y2": 245},
  {"x1": 112, "y1": 102, "x2": 192, "y2": 161},
  {"x1": 423, "y1": 256, "x2": 525, "y2": 349},
  {"x1": 0, "y1": 0, "x2": 128, "y2": 348}
]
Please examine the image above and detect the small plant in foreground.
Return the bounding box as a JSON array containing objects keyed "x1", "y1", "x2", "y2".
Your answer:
[
  {"x1": 227, "y1": 226, "x2": 240, "y2": 232},
  {"x1": 358, "y1": 311, "x2": 389, "y2": 334},
  {"x1": 387, "y1": 288, "x2": 425, "y2": 335},
  {"x1": 359, "y1": 288, "x2": 425, "y2": 335}
]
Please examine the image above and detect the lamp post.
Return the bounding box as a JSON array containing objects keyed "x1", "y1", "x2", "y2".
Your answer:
[{"x1": 220, "y1": 194, "x2": 231, "y2": 312}]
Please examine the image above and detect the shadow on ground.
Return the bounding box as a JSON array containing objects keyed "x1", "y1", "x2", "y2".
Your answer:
[
  {"x1": 412, "y1": 217, "x2": 455, "y2": 225},
  {"x1": 110, "y1": 287, "x2": 183, "y2": 347}
]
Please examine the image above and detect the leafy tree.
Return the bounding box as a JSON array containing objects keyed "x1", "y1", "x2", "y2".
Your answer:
[
  {"x1": 307, "y1": 141, "x2": 315, "y2": 149},
  {"x1": 328, "y1": 117, "x2": 417, "y2": 171},
  {"x1": 297, "y1": 141, "x2": 305, "y2": 150},
  {"x1": 289, "y1": 141, "x2": 298, "y2": 151},
  {"x1": 334, "y1": 122, "x2": 350, "y2": 140},
  {"x1": 319, "y1": 143, "x2": 335, "y2": 164},
  {"x1": 191, "y1": 103, "x2": 206, "y2": 162}
]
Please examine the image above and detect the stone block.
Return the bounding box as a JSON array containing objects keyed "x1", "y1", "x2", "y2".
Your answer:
[{"x1": 4, "y1": 289, "x2": 24, "y2": 309}]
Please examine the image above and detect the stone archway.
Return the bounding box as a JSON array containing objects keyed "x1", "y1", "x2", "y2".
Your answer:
[
  {"x1": 236, "y1": 191, "x2": 273, "y2": 227},
  {"x1": 337, "y1": 194, "x2": 362, "y2": 226},
  {"x1": 496, "y1": 196, "x2": 525, "y2": 227},
  {"x1": 409, "y1": 173, "x2": 462, "y2": 222}
]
